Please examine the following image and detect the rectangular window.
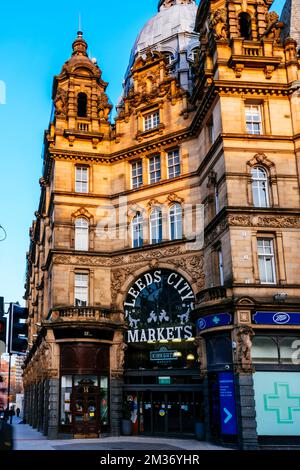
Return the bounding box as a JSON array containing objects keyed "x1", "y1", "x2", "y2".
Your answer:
[
  {"x1": 131, "y1": 161, "x2": 143, "y2": 189},
  {"x1": 74, "y1": 273, "x2": 89, "y2": 306},
  {"x1": 167, "y1": 149, "x2": 181, "y2": 179},
  {"x1": 257, "y1": 238, "x2": 276, "y2": 284},
  {"x1": 144, "y1": 111, "x2": 160, "y2": 131},
  {"x1": 75, "y1": 166, "x2": 89, "y2": 193},
  {"x1": 215, "y1": 186, "x2": 220, "y2": 214},
  {"x1": 149, "y1": 155, "x2": 161, "y2": 184},
  {"x1": 208, "y1": 118, "x2": 215, "y2": 144},
  {"x1": 245, "y1": 104, "x2": 263, "y2": 135},
  {"x1": 217, "y1": 247, "x2": 224, "y2": 286}
]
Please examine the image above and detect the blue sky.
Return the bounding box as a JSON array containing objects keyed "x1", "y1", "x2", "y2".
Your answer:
[{"x1": 0, "y1": 0, "x2": 286, "y2": 306}]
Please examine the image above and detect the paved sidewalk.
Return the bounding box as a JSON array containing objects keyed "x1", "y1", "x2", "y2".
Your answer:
[{"x1": 13, "y1": 422, "x2": 231, "y2": 451}]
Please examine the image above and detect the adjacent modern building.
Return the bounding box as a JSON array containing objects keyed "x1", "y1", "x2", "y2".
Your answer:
[{"x1": 23, "y1": 0, "x2": 300, "y2": 449}]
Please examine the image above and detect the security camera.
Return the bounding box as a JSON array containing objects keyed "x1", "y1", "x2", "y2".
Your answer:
[
  {"x1": 232, "y1": 341, "x2": 237, "y2": 350},
  {"x1": 225, "y1": 365, "x2": 230, "y2": 370}
]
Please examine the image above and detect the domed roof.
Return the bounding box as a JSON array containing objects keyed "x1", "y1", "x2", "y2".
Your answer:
[{"x1": 132, "y1": 2, "x2": 198, "y2": 56}]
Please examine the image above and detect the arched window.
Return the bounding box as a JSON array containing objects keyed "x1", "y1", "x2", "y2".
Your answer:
[
  {"x1": 251, "y1": 167, "x2": 269, "y2": 207},
  {"x1": 132, "y1": 212, "x2": 143, "y2": 248},
  {"x1": 163, "y1": 52, "x2": 175, "y2": 65},
  {"x1": 169, "y1": 204, "x2": 183, "y2": 240},
  {"x1": 150, "y1": 208, "x2": 162, "y2": 244},
  {"x1": 239, "y1": 12, "x2": 252, "y2": 40},
  {"x1": 189, "y1": 48, "x2": 199, "y2": 62},
  {"x1": 75, "y1": 218, "x2": 89, "y2": 251},
  {"x1": 77, "y1": 92, "x2": 87, "y2": 117}
]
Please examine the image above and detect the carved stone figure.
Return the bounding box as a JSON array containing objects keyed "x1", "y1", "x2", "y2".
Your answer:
[
  {"x1": 54, "y1": 88, "x2": 68, "y2": 117},
  {"x1": 264, "y1": 11, "x2": 284, "y2": 43},
  {"x1": 210, "y1": 8, "x2": 228, "y2": 41},
  {"x1": 237, "y1": 326, "x2": 255, "y2": 370},
  {"x1": 98, "y1": 93, "x2": 112, "y2": 120},
  {"x1": 116, "y1": 342, "x2": 127, "y2": 370}
]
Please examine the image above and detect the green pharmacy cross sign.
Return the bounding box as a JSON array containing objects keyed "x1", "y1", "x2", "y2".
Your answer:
[
  {"x1": 254, "y1": 372, "x2": 300, "y2": 436},
  {"x1": 264, "y1": 382, "x2": 300, "y2": 424}
]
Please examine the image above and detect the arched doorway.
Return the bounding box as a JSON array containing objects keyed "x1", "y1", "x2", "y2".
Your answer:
[{"x1": 123, "y1": 268, "x2": 204, "y2": 437}]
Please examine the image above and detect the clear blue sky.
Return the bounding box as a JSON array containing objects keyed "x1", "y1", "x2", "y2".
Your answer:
[{"x1": 0, "y1": 0, "x2": 286, "y2": 307}]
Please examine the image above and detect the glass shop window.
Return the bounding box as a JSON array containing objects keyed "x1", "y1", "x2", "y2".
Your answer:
[
  {"x1": 251, "y1": 336, "x2": 278, "y2": 363},
  {"x1": 60, "y1": 375, "x2": 72, "y2": 425}
]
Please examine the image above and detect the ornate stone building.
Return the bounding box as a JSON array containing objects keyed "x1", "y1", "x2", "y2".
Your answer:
[{"x1": 23, "y1": 0, "x2": 300, "y2": 449}]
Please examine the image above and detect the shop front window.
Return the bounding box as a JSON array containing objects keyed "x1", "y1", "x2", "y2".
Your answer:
[
  {"x1": 252, "y1": 335, "x2": 300, "y2": 364},
  {"x1": 100, "y1": 377, "x2": 109, "y2": 427},
  {"x1": 60, "y1": 375, "x2": 109, "y2": 430},
  {"x1": 60, "y1": 375, "x2": 72, "y2": 425}
]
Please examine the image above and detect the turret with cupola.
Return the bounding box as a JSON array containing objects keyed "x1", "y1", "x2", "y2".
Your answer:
[{"x1": 51, "y1": 31, "x2": 112, "y2": 150}]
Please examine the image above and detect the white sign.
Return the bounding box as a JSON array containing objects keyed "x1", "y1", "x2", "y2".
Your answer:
[{"x1": 127, "y1": 325, "x2": 193, "y2": 343}]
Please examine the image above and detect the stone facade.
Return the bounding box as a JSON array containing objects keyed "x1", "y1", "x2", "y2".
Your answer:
[{"x1": 23, "y1": 0, "x2": 300, "y2": 448}]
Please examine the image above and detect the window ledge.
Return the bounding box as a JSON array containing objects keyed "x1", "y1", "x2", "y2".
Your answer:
[{"x1": 136, "y1": 123, "x2": 165, "y2": 141}]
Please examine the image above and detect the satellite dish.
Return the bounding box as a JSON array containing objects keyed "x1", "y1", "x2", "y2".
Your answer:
[{"x1": 91, "y1": 58, "x2": 97, "y2": 64}]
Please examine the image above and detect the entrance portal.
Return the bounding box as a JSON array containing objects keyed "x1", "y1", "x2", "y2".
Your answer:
[{"x1": 126, "y1": 390, "x2": 203, "y2": 436}]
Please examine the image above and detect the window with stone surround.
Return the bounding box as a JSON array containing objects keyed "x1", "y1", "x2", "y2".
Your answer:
[
  {"x1": 167, "y1": 149, "x2": 181, "y2": 179},
  {"x1": 245, "y1": 104, "x2": 263, "y2": 135},
  {"x1": 74, "y1": 273, "x2": 89, "y2": 306},
  {"x1": 144, "y1": 110, "x2": 160, "y2": 131},
  {"x1": 132, "y1": 212, "x2": 143, "y2": 248},
  {"x1": 149, "y1": 155, "x2": 161, "y2": 184},
  {"x1": 150, "y1": 207, "x2": 163, "y2": 244},
  {"x1": 169, "y1": 203, "x2": 183, "y2": 240},
  {"x1": 75, "y1": 218, "x2": 89, "y2": 251},
  {"x1": 251, "y1": 166, "x2": 270, "y2": 207},
  {"x1": 217, "y1": 245, "x2": 224, "y2": 286},
  {"x1": 131, "y1": 160, "x2": 143, "y2": 189},
  {"x1": 257, "y1": 238, "x2": 276, "y2": 284},
  {"x1": 75, "y1": 166, "x2": 89, "y2": 193}
]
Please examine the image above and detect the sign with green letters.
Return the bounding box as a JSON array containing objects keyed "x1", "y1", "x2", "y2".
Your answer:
[{"x1": 253, "y1": 372, "x2": 300, "y2": 436}]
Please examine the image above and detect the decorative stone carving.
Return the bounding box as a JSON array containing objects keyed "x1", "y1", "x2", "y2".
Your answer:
[
  {"x1": 236, "y1": 326, "x2": 255, "y2": 372},
  {"x1": 116, "y1": 342, "x2": 128, "y2": 370},
  {"x1": 210, "y1": 8, "x2": 228, "y2": 41},
  {"x1": 53, "y1": 254, "x2": 111, "y2": 266},
  {"x1": 264, "y1": 65, "x2": 275, "y2": 79},
  {"x1": 247, "y1": 152, "x2": 275, "y2": 170},
  {"x1": 54, "y1": 88, "x2": 68, "y2": 117},
  {"x1": 170, "y1": 254, "x2": 205, "y2": 289},
  {"x1": 233, "y1": 64, "x2": 244, "y2": 78},
  {"x1": 111, "y1": 266, "x2": 134, "y2": 301},
  {"x1": 98, "y1": 93, "x2": 112, "y2": 121},
  {"x1": 256, "y1": 215, "x2": 300, "y2": 228},
  {"x1": 227, "y1": 215, "x2": 251, "y2": 227},
  {"x1": 71, "y1": 207, "x2": 93, "y2": 222},
  {"x1": 264, "y1": 11, "x2": 284, "y2": 44}
]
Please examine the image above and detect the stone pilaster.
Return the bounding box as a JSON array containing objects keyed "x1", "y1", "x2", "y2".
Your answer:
[
  {"x1": 47, "y1": 378, "x2": 60, "y2": 439},
  {"x1": 110, "y1": 372, "x2": 124, "y2": 436},
  {"x1": 235, "y1": 373, "x2": 258, "y2": 450}
]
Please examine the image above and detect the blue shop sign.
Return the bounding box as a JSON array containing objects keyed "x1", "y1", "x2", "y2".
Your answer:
[
  {"x1": 253, "y1": 311, "x2": 300, "y2": 326},
  {"x1": 219, "y1": 372, "x2": 238, "y2": 435},
  {"x1": 196, "y1": 313, "x2": 232, "y2": 331}
]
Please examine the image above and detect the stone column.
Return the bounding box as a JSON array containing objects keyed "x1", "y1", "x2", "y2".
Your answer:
[
  {"x1": 43, "y1": 379, "x2": 50, "y2": 436},
  {"x1": 110, "y1": 372, "x2": 124, "y2": 436},
  {"x1": 233, "y1": 326, "x2": 258, "y2": 449},
  {"x1": 47, "y1": 378, "x2": 60, "y2": 439}
]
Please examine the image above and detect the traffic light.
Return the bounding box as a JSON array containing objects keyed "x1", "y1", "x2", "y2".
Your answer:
[
  {"x1": 8, "y1": 303, "x2": 28, "y2": 354},
  {"x1": 0, "y1": 316, "x2": 6, "y2": 353}
]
